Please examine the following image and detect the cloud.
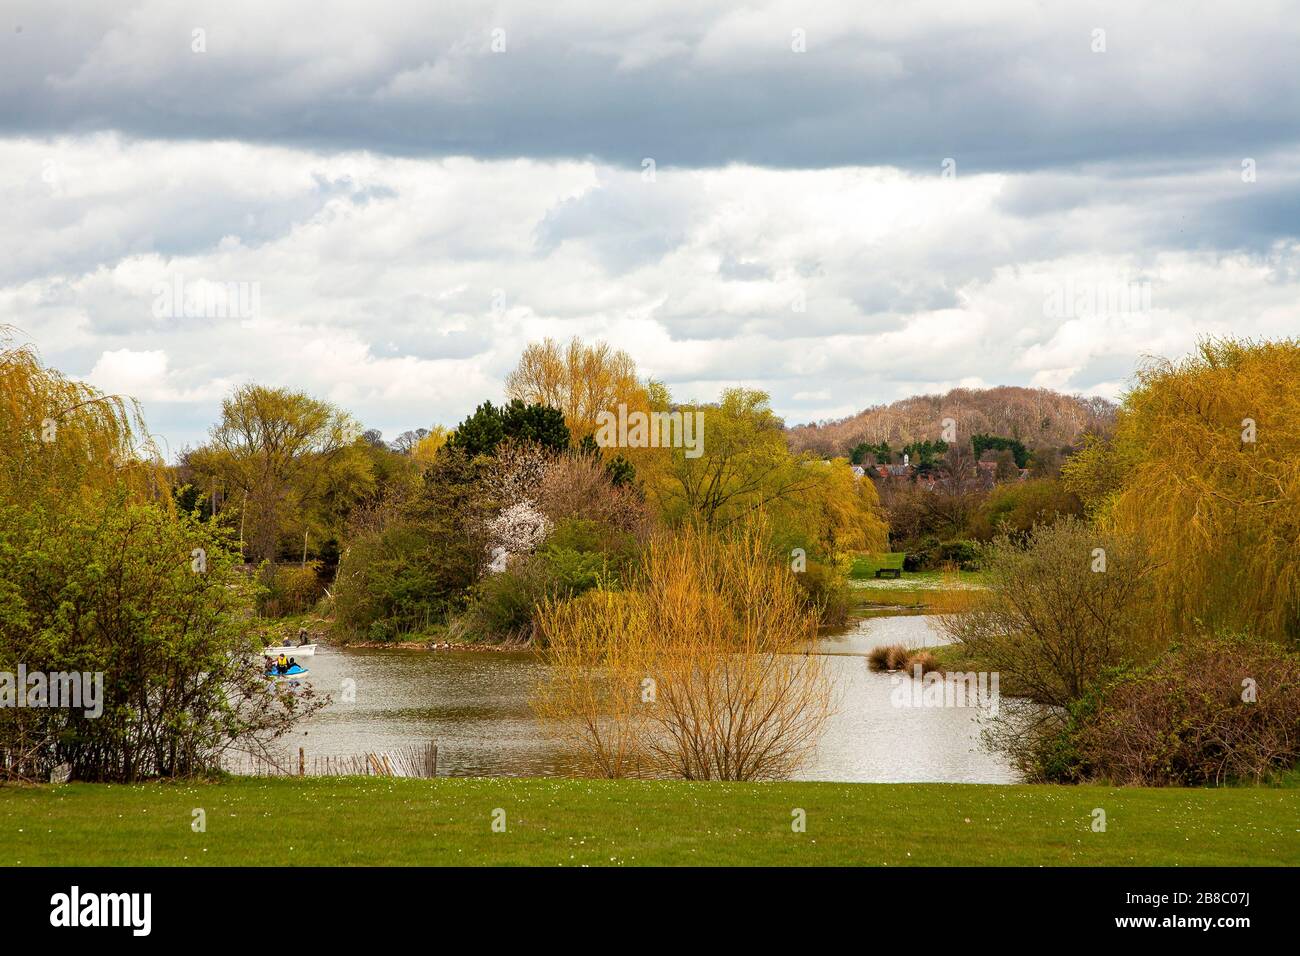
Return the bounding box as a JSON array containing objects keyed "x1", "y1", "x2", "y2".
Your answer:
[
  {"x1": 2, "y1": 1, "x2": 1298, "y2": 171},
  {"x1": 2, "y1": 3, "x2": 1298, "y2": 452},
  {"x1": 3, "y1": 134, "x2": 1298, "y2": 452}
]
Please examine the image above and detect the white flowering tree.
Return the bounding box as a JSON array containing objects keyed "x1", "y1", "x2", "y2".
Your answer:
[{"x1": 485, "y1": 498, "x2": 552, "y2": 572}]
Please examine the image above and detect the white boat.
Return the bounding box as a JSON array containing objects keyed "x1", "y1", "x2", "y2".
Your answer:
[{"x1": 264, "y1": 643, "x2": 317, "y2": 658}]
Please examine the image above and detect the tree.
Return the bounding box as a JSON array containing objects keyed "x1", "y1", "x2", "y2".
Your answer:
[
  {"x1": 654, "y1": 388, "x2": 822, "y2": 527},
  {"x1": 505, "y1": 337, "x2": 650, "y2": 440},
  {"x1": 446, "y1": 402, "x2": 505, "y2": 458},
  {"x1": 968, "y1": 478, "x2": 1085, "y2": 541},
  {"x1": 332, "y1": 447, "x2": 491, "y2": 640},
  {"x1": 391, "y1": 428, "x2": 430, "y2": 453},
  {"x1": 1065, "y1": 338, "x2": 1300, "y2": 644},
  {"x1": 447, "y1": 400, "x2": 570, "y2": 458},
  {"x1": 410, "y1": 426, "x2": 449, "y2": 466},
  {"x1": 533, "y1": 519, "x2": 832, "y2": 780},
  {"x1": 940, "y1": 518, "x2": 1161, "y2": 709},
  {"x1": 501, "y1": 400, "x2": 570, "y2": 451},
  {"x1": 0, "y1": 495, "x2": 319, "y2": 781},
  {"x1": 188, "y1": 385, "x2": 369, "y2": 562},
  {"x1": 0, "y1": 327, "x2": 162, "y2": 508},
  {"x1": 971, "y1": 433, "x2": 1029, "y2": 469},
  {"x1": 989, "y1": 447, "x2": 1020, "y2": 481},
  {"x1": 851, "y1": 441, "x2": 892, "y2": 465}
]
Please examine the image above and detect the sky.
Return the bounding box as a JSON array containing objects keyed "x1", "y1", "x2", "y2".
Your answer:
[{"x1": 2, "y1": 0, "x2": 1298, "y2": 456}]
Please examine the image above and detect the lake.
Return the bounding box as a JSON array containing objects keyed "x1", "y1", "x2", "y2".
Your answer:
[{"x1": 270, "y1": 613, "x2": 1017, "y2": 783}]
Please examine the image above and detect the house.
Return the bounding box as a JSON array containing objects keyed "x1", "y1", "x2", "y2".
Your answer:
[{"x1": 872, "y1": 463, "x2": 914, "y2": 480}]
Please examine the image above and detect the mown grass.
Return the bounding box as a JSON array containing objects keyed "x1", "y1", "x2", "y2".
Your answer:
[
  {"x1": 1, "y1": 777, "x2": 1296, "y2": 866},
  {"x1": 849, "y1": 552, "x2": 906, "y2": 579}
]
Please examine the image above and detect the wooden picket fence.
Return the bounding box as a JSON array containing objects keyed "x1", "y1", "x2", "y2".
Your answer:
[{"x1": 229, "y1": 741, "x2": 438, "y2": 778}]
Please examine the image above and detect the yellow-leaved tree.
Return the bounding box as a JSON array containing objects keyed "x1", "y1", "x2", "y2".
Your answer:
[
  {"x1": 653, "y1": 387, "x2": 887, "y2": 549},
  {"x1": 504, "y1": 335, "x2": 668, "y2": 492},
  {"x1": 0, "y1": 327, "x2": 162, "y2": 507},
  {"x1": 533, "y1": 518, "x2": 833, "y2": 780},
  {"x1": 1064, "y1": 337, "x2": 1300, "y2": 643},
  {"x1": 505, "y1": 337, "x2": 651, "y2": 440}
]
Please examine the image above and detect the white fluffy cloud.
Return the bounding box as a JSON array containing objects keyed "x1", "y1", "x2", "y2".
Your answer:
[
  {"x1": 3, "y1": 132, "x2": 1298, "y2": 453},
  {"x1": 2, "y1": 3, "x2": 1298, "y2": 453}
]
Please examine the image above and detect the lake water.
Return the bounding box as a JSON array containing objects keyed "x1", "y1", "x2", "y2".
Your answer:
[{"x1": 273, "y1": 613, "x2": 1017, "y2": 783}]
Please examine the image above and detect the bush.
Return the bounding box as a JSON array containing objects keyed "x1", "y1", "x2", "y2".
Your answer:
[
  {"x1": 886, "y1": 645, "x2": 912, "y2": 670},
  {"x1": 969, "y1": 478, "x2": 1084, "y2": 541},
  {"x1": 258, "y1": 562, "x2": 324, "y2": 617},
  {"x1": 867, "y1": 645, "x2": 894, "y2": 672},
  {"x1": 1069, "y1": 633, "x2": 1300, "y2": 785},
  {"x1": 940, "y1": 518, "x2": 1161, "y2": 707},
  {"x1": 906, "y1": 650, "x2": 940, "y2": 675},
  {"x1": 534, "y1": 519, "x2": 831, "y2": 781},
  {"x1": 0, "y1": 495, "x2": 319, "y2": 781},
  {"x1": 463, "y1": 518, "x2": 631, "y2": 642},
  {"x1": 936, "y1": 539, "x2": 980, "y2": 570},
  {"x1": 868, "y1": 644, "x2": 911, "y2": 671},
  {"x1": 902, "y1": 550, "x2": 928, "y2": 572},
  {"x1": 464, "y1": 559, "x2": 555, "y2": 640},
  {"x1": 332, "y1": 448, "x2": 489, "y2": 641},
  {"x1": 795, "y1": 558, "x2": 851, "y2": 627}
]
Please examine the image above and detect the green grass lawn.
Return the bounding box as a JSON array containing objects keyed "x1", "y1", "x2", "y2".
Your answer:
[
  {"x1": 849, "y1": 552, "x2": 905, "y2": 579},
  {"x1": 1, "y1": 777, "x2": 1296, "y2": 866},
  {"x1": 846, "y1": 555, "x2": 985, "y2": 614}
]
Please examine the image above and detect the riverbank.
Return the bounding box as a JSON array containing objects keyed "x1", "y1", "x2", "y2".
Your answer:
[{"x1": 2, "y1": 777, "x2": 1296, "y2": 866}]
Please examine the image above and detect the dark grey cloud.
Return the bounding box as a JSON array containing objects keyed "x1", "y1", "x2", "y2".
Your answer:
[{"x1": 3, "y1": 1, "x2": 1298, "y2": 174}]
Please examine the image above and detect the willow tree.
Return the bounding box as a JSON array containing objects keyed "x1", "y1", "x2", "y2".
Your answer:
[
  {"x1": 0, "y1": 330, "x2": 315, "y2": 782},
  {"x1": 534, "y1": 518, "x2": 833, "y2": 780},
  {"x1": 0, "y1": 327, "x2": 162, "y2": 507},
  {"x1": 1072, "y1": 338, "x2": 1300, "y2": 644},
  {"x1": 187, "y1": 384, "x2": 368, "y2": 562}
]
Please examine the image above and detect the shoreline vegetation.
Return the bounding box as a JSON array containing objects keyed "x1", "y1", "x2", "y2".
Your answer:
[
  {"x1": 2, "y1": 777, "x2": 1296, "y2": 867},
  {"x1": 5, "y1": 329, "x2": 1299, "y2": 803}
]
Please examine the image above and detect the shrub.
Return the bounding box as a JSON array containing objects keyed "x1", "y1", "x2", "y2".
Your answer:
[
  {"x1": 885, "y1": 644, "x2": 912, "y2": 670},
  {"x1": 794, "y1": 557, "x2": 851, "y2": 627},
  {"x1": 534, "y1": 518, "x2": 832, "y2": 780},
  {"x1": 936, "y1": 539, "x2": 980, "y2": 570},
  {"x1": 536, "y1": 452, "x2": 650, "y2": 538},
  {"x1": 1071, "y1": 632, "x2": 1300, "y2": 785},
  {"x1": 0, "y1": 496, "x2": 320, "y2": 781},
  {"x1": 258, "y1": 562, "x2": 324, "y2": 617},
  {"x1": 867, "y1": 645, "x2": 893, "y2": 672},
  {"x1": 464, "y1": 559, "x2": 554, "y2": 640},
  {"x1": 969, "y1": 478, "x2": 1084, "y2": 541},
  {"x1": 939, "y1": 518, "x2": 1161, "y2": 708},
  {"x1": 906, "y1": 650, "x2": 940, "y2": 675},
  {"x1": 332, "y1": 448, "x2": 490, "y2": 641},
  {"x1": 902, "y1": 550, "x2": 929, "y2": 572},
  {"x1": 464, "y1": 518, "x2": 631, "y2": 642}
]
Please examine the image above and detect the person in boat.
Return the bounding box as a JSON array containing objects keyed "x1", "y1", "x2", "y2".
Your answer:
[
  {"x1": 276, "y1": 653, "x2": 289, "y2": 675},
  {"x1": 288, "y1": 657, "x2": 298, "y2": 672}
]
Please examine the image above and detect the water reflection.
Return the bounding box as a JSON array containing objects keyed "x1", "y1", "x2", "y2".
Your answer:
[{"x1": 281, "y1": 614, "x2": 1017, "y2": 783}]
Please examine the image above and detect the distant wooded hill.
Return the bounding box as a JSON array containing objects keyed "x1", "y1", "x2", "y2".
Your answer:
[{"x1": 786, "y1": 386, "x2": 1117, "y2": 458}]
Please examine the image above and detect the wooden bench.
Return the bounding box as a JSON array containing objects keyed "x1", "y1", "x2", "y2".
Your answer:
[{"x1": 873, "y1": 553, "x2": 905, "y2": 579}]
